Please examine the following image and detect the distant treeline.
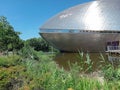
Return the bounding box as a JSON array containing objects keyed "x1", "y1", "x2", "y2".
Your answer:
[{"x1": 25, "y1": 37, "x2": 55, "y2": 52}]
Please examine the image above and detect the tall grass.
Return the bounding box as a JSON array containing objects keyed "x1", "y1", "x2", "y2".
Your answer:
[
  {"x1": 77, "y1": 51, "x2": 93, "y2": 73},
  {"x1": 0, "y1": 48, "x2": 120, "y2": 90},
  {"x1": 19, "y1": 52, "x2": 120, "y2": 90}
]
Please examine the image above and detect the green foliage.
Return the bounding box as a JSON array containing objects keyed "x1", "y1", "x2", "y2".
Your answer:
[
  {"x1": 102, "y1": 64, "x2": 120, "y2": 82},
  {"x1": 22, "y1": 53, "x2": 102, "y2": 90},
  {"x1": 0, "y1": 16, "x2": 24, "y2": 52},
  {"x1": 25, "y1": 37, "x2": 50, "y2": 52},
  {"x1": 25, "y1": 37, "x2": 59, "y2": 52},
  {"x1": 0, "y1": 54, "x2": 24, "y2": 89},
  {"x1": 19, "y1": 43, "x2": 39, "y2": 60},
  {"x1": 99, "y1": 53, "x2": 120, "y2": 82},
  {"x1": 0, "y1": 55, "x2": 21, "y2": 67},
  {"x1": 0, "y1": 50, "x2": 120, "y2": 90},
  {"x1": 20, "y1": 52, "x2": 120, "y2": 90},
  {"x1": 0, "y1": 65, "x2": 25, "y2": 90},
  {"x1": 77, "y1": 52, "x2": 93, "y2": 73}
]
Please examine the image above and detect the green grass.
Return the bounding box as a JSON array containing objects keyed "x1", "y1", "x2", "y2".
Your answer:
[
  {"x1": 0, "y1": 55, "x2": 21, "y2": 67},
  {"x1": 0, "y1": 51, "x2": 120, "y2": 90},
  {"x1": 19, "y1": 52, "x2": 120, "y2": 90}
]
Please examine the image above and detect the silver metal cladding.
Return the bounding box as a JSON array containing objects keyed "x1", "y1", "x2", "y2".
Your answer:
[{"x1": 40, "y1": 0, "x2": 120, "y2": 52}]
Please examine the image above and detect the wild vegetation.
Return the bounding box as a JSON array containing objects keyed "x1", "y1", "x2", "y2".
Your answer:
[
  {"x1": 0, "y1": 49, "x2": 120, "y2": 90},
  {"x1": 0, "y1": 16, "x2": 120, "y2": 90}
]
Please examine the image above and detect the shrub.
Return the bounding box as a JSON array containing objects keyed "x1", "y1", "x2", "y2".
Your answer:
[
  {"x1": 0, "y1": 55, "x2": 21, "y2": 67},
  {"x1": 102, "y1": 64, "x2": 120, "y2": 81},
  {"x1": 19, "y1": 44, "x2": 39, "y2": 60}
]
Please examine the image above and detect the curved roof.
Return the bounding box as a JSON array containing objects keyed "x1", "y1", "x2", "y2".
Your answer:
[{"x1": 40, "y1": 0, "x2": 120, "y2": 31}]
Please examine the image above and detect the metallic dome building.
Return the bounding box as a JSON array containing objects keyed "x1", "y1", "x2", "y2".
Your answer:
[{"x1": 40, "y1": 0, "x2": 120, "y2": 52}]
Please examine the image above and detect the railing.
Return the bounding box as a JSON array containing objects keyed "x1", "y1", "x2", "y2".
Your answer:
[{"x1": 107, "y1": 46, "x2": 120, "y2": 51}]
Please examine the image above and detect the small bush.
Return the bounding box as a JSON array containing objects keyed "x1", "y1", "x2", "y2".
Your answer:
[
  {"x1": 0, "y1": 55, "x2": 21, "y2": 67},
  {"x1": 102, "y1": 64, "x2": 120, "y2": 81},
  {"x1": 19, "y1": 44, "x2": 39, "y2": 60}
]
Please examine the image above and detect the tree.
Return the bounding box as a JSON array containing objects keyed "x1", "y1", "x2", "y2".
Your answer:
[
  {"x1": 0, "y1": 16, "x2": 24, "y2": 53},
  {"x1": 26, "y1": 38, "x2": 50, "y2": 51}
]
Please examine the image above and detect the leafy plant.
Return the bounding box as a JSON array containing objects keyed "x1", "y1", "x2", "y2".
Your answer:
[
  {"x1": 77, "y1": 52, "x2": 93, "y2": 73},
  {"x1": 19, "y1": 43, "x2": 39, "y2": 60},
  {"x1": 0, "y1": 16, "x2": 24, "y2": 53},
  {"x1": 102, "y1": 64, "x2": 120, "y2": 82},
  {"x1": 0, "y1": 55, "x2": 21, "y2": 67}
]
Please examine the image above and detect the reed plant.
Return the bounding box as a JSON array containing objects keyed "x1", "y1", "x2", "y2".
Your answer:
[
  {"x1": 0, "y1": 47, "x2": 120, "y2": 90},
  {"x1": 99, "y1": 53, "x2": 120, "y2": 82},
  {"x1": 19, "y1": 51, "x2": 120, "y2": 90},
  {"x1": 77, "y1": 51, "x2": 93, "y2": 73}
]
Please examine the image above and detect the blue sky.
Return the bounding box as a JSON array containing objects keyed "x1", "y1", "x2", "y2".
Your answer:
[{"x1": 0, "y1": 0, "x2": 91, "y2": 40}]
